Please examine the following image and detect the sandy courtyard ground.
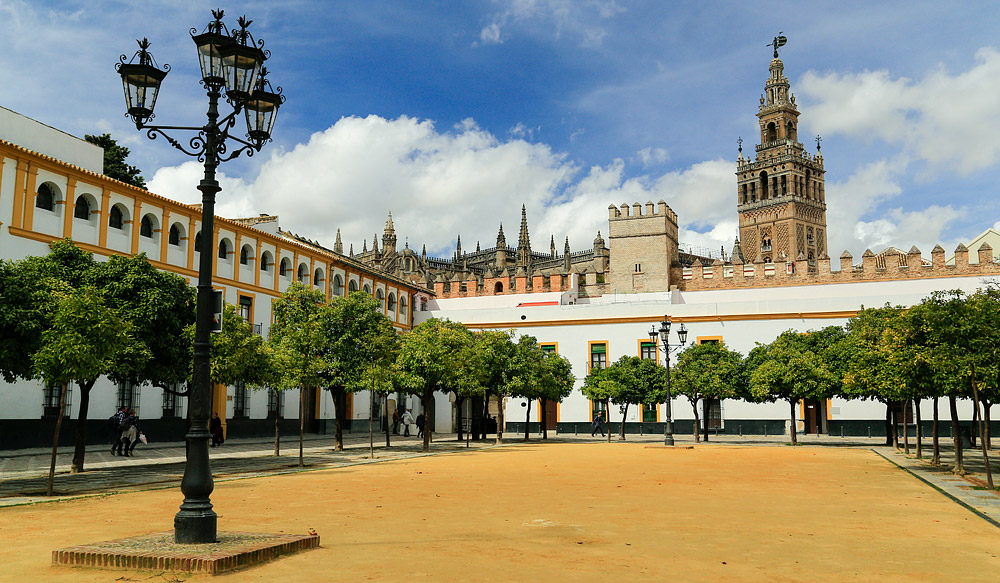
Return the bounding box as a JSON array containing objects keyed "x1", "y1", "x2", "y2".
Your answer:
[{"x1": 2, "y1": 442, "x2": 997, "y2": 582}]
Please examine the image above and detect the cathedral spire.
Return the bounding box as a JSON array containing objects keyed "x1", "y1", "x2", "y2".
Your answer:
[
  {"x1": 334, "y1": 228, "x2": 343, "y2": 254},
  {"x1": 550, "y1": 234, "x2": 556, "y2": 257},
  {"x1": 496, "y1": 223, "x2": 506, "y2": 248},
  {"x1": 516, "y1": 204, "x2": 532, "y2": 268}
]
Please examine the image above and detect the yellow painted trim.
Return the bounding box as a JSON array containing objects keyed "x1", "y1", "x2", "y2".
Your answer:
[
  {"x1": 212, "y1": 383, "x2": 228, "y2": 438},
  {"x1": 61, "y1": 178, "x2": 77, "y2": 238},
  {"x1": 186, "y1": 217, "x2": 197, "y2": 271},
  {"x1": 233, "y1": 233, "x2": 243, "y2": 281},
  {"x1": 212, "y1": 226, "x2": 221, "y2": 277},
  {"x1": 460, "y1": 311, "x2": 862, "y2": 330},
  {"x1": 10, "y1": 160, "x2": 27, "y2": 228},
  {"x1": 22, "y1": 166, "x2": 39, "y2": 231},
  {"x1": 539, "y1": 342, "x2": 558, "y2": 353},
  {"x1": 587, "y1": 340, "x2": 609, "y2": 373},
  {"x1": 159, "y1": 212, "x2": 171, "y2": 264},
  {"x1": 254, "y1": 239, "x2": 262, "y2": 289},
  {"x1": 697, "y1": 335, "x2": 724, "y2": 345},
  {"x1": 826, "y1": 398, "x2": 832, "y2": 421},
  {"x1": 98, "y1": 190, "x2": 110, "y2": 248}
]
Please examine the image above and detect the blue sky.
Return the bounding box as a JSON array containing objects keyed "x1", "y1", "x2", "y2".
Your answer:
[{"x1": 3, "y1": 1, "x2": 1000, "y2": 259}]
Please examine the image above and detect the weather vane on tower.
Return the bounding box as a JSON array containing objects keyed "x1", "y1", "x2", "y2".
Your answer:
[{"x1": 768, "y1": 32, "x2": 787, "y2": 58}]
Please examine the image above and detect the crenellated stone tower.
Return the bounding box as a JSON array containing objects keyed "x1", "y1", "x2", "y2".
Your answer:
[
  {"x1": 736, "y1": 48, "x2": 827, "y2": 266},
  {"x1": 607, "y1": 200, "x2": 678, "y2": 293}
]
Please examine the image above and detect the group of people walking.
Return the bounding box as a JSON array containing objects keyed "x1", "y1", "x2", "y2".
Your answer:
[
  {"x1": 109, "y1": 407, "x2": 143, "y2": 456},
  {"x1": 391, "y1": 409, "x2": 425, "y2": 438}
]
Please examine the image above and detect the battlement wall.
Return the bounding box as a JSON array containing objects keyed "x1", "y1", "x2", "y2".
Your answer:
[{"x1": 672, "y1": 243, "x2": 999, "y2": 291}]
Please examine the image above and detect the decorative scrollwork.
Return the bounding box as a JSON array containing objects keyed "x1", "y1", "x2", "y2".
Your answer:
[{"x1": 144, "y1": 127, "x2": 205, "y2": 158}]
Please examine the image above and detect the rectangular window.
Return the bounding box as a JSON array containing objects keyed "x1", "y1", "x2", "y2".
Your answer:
[
  {"x1": 267, "y1": 388, "x2": 284, "y2": 419},
  {"x1": 233, "y1": 382, "x2": 250, "y2": 419},
  {"x1": 640, "y1": 341, "x2": 657, "y2": 361},
  {"x1": 117, "y1": 381, "x2": 141, "y2": 417},
  {"x1": 697, "y1": 337, "x2": 722, "y2": 345},
  {"x1": 42, "y1": 382, "x2": 72, "y2": 419},
  {"x1": 589, "y1": 342, "x2": 607, "y2": 371},
  {"x1": 540, "y1": 343, "x2": 557, "y2": 353},
  {"x1": 642, "y1": 404, "x2": 658, "y2": 423},
  {"x1": 238, "y1": 295, "x2": 253, "y2": 323},
  {"x1": 591, "y1": 399, "x2": 607, "y2": 421},
  {"x1": 162, "y1": 383, "x2": 184, "y2": 419}
]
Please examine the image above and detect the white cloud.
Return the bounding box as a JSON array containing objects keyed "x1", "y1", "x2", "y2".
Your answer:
[
  {"x1": 479, "y1": 22, "x2": 502, "y2": 45},
  {"x1": 636, "y1": 146, "x2": 669, "y2": 167},
  {"x1": 854, "y1": 206, "x2": 963, "y2": 253},
  {"x1": 800, "y1": 48, "x2": 1000, "y2": 175}
]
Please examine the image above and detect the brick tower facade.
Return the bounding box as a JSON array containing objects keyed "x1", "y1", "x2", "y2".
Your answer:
[{"x1": 736, "y1": 54, "x2": 827, "y2": 265}]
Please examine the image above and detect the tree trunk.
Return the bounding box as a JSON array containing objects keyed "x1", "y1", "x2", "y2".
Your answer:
[
  {"x1": 369, "y1": 389, "x2": 375, "y2": 459},
  {"x1": 274, "y1": 409, "x2": 280, "y2": 457},
  {"x1": 985, "y1": 400, "x2": 992, "y2": 451},
  {"x1": 298, "y1": 386, "x2": 305, "y2": 467},
  {"x1": 914, "y1": 398, "x2": 922, "y2": 460},
  {"x1": 542, "y1": 397, "x2": 549, "y2": 440},
  {"x1": 702, "y1": 398, "x2": 710, "y2": 443},
  {"x1": 456, "y1": 395, "x2": 464, "y2": 442},
  {"x1": 385, "y1": 392, "x2": 391, "y2": 448},
  {"x1": 885, "y1": 400, "x2": 893, "y2": 445},
  {"x1": 481, "y1": 396, "x2": 489, "y2": 440},
  {"x1": 47, "y1": 382, "x2": 68, "y2": 496},
  {"x1": 971, "y1": 395, "x2": 980, "y2": 449},
  {"x1": 330, "y1": 386, "x2": 347, "y2": 451},
  {"x1": 691, "y1": 397, "x2": 701, "y2": 443},
  {"x1": 891, "y1": 401, "x2": 900, "y2": 450},
  {"x1": 931, "y1": 396, "x2": 940, "y2": 466},
  {"x1": 789, "y1": 399, "x2": 798, "y2": 446},
  {"x1": 496, "y1": 393, "x2": 505, "y2": 445},
  {"x1": 618, "y1": 403, "x2": 628, "y2": 441},
  {"x1": 949, "y1": 395, "x2": 964, "y2": 474},
  {"x1": 524, "y1": 399, "x2": 531, "y2": 441},
  {"x1": 606, "y1": 399, "x2": 612, "y2": 443},
  {"x1": 903, "y1": 399, "x2": 910, "y2": 455},
  {"x1": 421, "y1": 386, "x2": 433, "y2": 452},
  {"x1": 70, "y1": 380, "x2": 95, "y2": 473},
  {"x1": 971, "y1": 366, "x2": 994, "y2": 489}
]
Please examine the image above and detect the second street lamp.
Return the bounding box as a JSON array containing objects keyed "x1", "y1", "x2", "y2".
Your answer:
[
  {"x1": 649, "y1": 315, "x2": 687, "y2": 446},
  {"x1": 116, "y1": 9, "x2": 284, "y2": 544}
]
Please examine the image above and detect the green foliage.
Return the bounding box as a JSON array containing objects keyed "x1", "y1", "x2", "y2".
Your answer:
[
  {"x1": 537, "y1": 350, "x2": 576, "y2": 403},
  {"x1": 32, "y1": 287, "x2": 129, "y2": 387},
  {"x1": 396, "y1": 318, "x2": 482, "y2": 397},
  {"x1": 749, "y1": 330, "x2": 837, "y2": 404},
  {"x1": 269, "y1": 283, "x2": 327, "y2": 391},
  {"x1": 185, "y1": 303, "x2": 274, "y2": 388},
  {"x1": 318, "y1": 291, "x2": 399, "y2": 393},
  {"x1": 85, "y1": 133, "x2": 146, "y2": 189},
  {"x1": 89, "y1": 253, "x2": 195, "y2": 388},
  {"x1": 671, "y1": 342, "x2": 746, "y2": 404}
]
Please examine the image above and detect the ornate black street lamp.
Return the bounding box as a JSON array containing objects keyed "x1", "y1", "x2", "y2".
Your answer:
[
  {"x1": 116, "y1": 10, "x2": 284, "y2": 544},
  {"x1": 648, "y1": 315, "x2": 687, "y2": 446}
]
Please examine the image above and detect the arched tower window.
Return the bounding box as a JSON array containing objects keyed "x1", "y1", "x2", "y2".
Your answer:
[
  {"x1": 759, "y1": 171, "x2": 769, "y2": 200},
  {"x1": 109, "y1": 205, "x2": 124, "y2": 229},
  {"x1": 786, "y1": 121, "x2": 796, "y2": 141},
  {"x1": 766, "y1": 122, "x2": 777, "y2": 142},
  {"x1": 139, "y1": 215, "x2": 154, "y2": 238},
  {"x1": 74, "y1": 196, "x2": 91, "y2": 220},
  {"x1": 35, "y1": 184, "x2": 55, "y2": 211}
]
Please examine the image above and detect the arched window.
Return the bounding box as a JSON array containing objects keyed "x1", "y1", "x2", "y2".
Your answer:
[
  {"x1": 260, "y1": 251, "x2": 271, "y2": 272},
  {"x1": 314, "y1": 268, "x2": 324, "y2": 286},
  {"x1": 74, "y1": 196, "x2": 91, "y2": 220},
  {"x1": 279, "y1": 258, "x2": 290, "y2": 277},
  {"x1": 786, "y1": 120, "x2": 796, "y2": 141},
  {"x1": 297, "y1": 264, "x2": 309, "y2": 284},
  {"x1": 194, "y1": 231, "x2": 203, "y2": 252},
  {"x1": 759, "y1": 171, "x2": 769, "y2": 200},
  {"x1": 387, "y1": 292, "x2": 396, "y2": 313},
  {"x1": 109, "y1": 205, "x2": 124, "y2": 229},
  {"x1": 218, "y1": 239, "x2": 229, "y2": 259},
  {"x1": 35, "y1": 184, "x2": 55, "y2": 211},
  {"x1": 494, "y1": 281, "x2": 504, "y2": 294},
  {"x1": 400, "y1": 294, "x2": 408, "y2": 314},
  {"x1": 363, "y1": 284, "x2": 372, "y2": 295},
  {"x1": 766, "y1": 122, "x2": 777, "y2": 142},
  {"x1": 240, "y1": 245, "x2": 251, "y2": 265},
  {"x1": 348, "y1": 279, "x2": 358, "y2": 293},
  {"x1": 168, "y1": 224, "x2": 181, "y2": 246},
  {"x1": 332, "y1": 274, "x2": 344, "y2": 297},
  {"x1": 376, "y1": 288, "x2": 385, "y2": 312},
  {"x1": 140, "y1": 215, "x2": 154, "y2": 238}
]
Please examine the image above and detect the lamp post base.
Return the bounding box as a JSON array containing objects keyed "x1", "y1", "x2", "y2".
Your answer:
[
  {"x1": 174, "y1": 510, "x2": 218, "y2": 544},
  {"x1": 664, "y1": 421, "x2": 675, "y2": 446}
]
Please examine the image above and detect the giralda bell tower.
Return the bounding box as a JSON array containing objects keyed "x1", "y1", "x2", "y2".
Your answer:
[{"x1": 736, "y1": 35, "x2": 827, "y2": 266}]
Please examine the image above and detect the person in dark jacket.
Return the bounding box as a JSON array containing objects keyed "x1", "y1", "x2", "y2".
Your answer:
[
  {"x1": 210, "y1": 411, "x2": 225, "y2": 447},
  {"x1": 119, "y1": 410, "x2": 141, "y2": 456},
  {"x1": 416, "y1": 412, "x2": 426, "y2": 438},
  {"x1": 110, "y1": 407, "x2": 127, "y2": 456}
]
